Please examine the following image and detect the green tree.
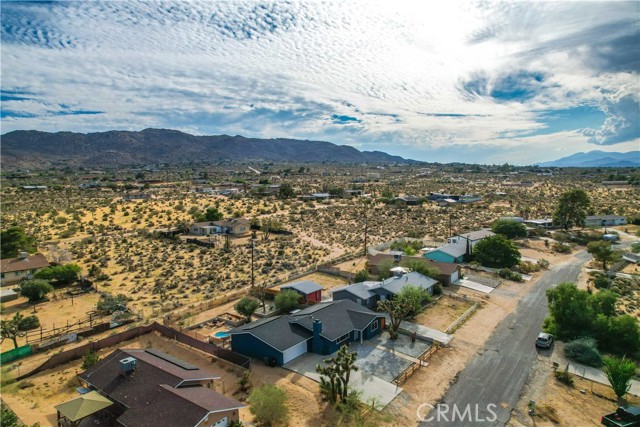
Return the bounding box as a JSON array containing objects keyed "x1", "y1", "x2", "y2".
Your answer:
[
  {"x1": 606, "y1": 315, "x2": 640, "y2": 356},
  {"x1": 589, "y1": 290, "x2": 618, "y2": 317},
  {"x1": 19, "y1": 279, "x2": 54, "y2": 302},
  {"x1": 203, "y1": 207, "x2": 223, "y2": 222},
  {"x1": 248, "y1": 384, "x2": 288, "y2": 426},
  {"x1": 0, "y1": 312, "x2": 27, "y2": 348},
  {"x1": 35, "y1": 263, "x2": 82, "y2": 285},
  {"x1": 234, "y1": 297, "x2": 260, "y2": 323},
  {"x1": 399, "y1": 259, "x2": 440, "y2": 280},
  {"x1": 377, "y1": 297, "x2": 413, "y2": 340},
  {"x1": 354, "y1": 269, "x2": 369, "y2": 283},
  {"x1": 277, "y1": 183, "x2": 295, "y2": 199},
  {"x1": 275, "y1": 289, "x2": 300, "y2": 313},
  {"x1": 587, "y1": 241, "x2": 621, "y2": 270},
  {"x1": 553, "y1": 189, "x2": 590, "y2": 231},
  {"x1": 82, "y1": 350, "x2": 100, "y2": 369},
  {"x1": 545, "y1": 282, "x2": 593, "y2": 340},
  {"x1": 1, "y1": 403, "x2": 21, "y2": 427},
  {"x1": 376, "y1": 258, "x2": 396, "y2": 280},
  {"x1": 473, "y1": 235, "x2": 521, "y2": 268},
  {"x1": 491, "y1": 220, "x2": 527, "y2": 239},
  {"x1": 603, "y1": 356, "x2": 637, "y2": 401},
  {"x1": 397, "y1": 285, "x2": 431, "y2": 316},
  {"x1": 0, "y1": 227, "x2": 37, "y2": 259}
]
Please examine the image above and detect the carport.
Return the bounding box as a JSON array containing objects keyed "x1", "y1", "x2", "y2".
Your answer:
[{"x1": 55, "y1": 391, "x2": 113, "y2": 427}]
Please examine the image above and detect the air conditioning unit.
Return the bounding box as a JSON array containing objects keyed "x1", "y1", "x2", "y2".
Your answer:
[{"x1": 119, "y1": 357, "x2": 137, "y2": 374}]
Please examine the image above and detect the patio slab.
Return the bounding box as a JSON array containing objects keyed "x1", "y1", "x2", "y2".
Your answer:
[
  {"x1": 283, "y1": 351, "x2": 402, "y2": 408},
  {"x1": 370, "y1": 332, "x2": 432, "y2": 359}
]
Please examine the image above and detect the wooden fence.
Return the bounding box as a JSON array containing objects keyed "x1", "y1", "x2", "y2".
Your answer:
[
  {"x1": 25, "y1": 312, "x2": 111, "y2": 345},
  {"x1": 15, "y1": 322, "x2": 250, "y2": 381},
  {"x1": 392, "y1": 344, "x2": 439, "y2": 386},
  {"x1": 445, "y1": 302, "x2": 480, "y2": 334}
]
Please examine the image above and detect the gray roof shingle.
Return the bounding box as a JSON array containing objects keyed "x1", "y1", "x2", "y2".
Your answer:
[{"x1": 281, "y1": 280, "x2": 324, "y2": 295}]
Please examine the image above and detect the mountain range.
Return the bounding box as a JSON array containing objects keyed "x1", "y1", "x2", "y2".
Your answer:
[
  {"x1": 538, "y1": 150, "x2": 640, "y2": 167},
  {"x1": 0, "y1": 129, "x2": 412, "y2": 169}
]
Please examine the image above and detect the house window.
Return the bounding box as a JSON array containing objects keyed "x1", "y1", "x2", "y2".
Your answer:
[
  {"x1": 371, "y1": 320, "x2": 379, "y2": 332},
  {"x1": 335, "y1": 333, "x2": 349, "y2": 345}
]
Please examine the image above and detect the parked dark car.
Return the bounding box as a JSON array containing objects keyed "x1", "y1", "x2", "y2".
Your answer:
[{"x1": 601, "y1": 405, "x2": 640, "y2": 427}]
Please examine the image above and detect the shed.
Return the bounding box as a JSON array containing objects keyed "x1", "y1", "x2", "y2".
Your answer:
[
  {"x1": 0, "y1": 289, "x2": 18, "y2": 303},
  {"x1": 280, "y1": 281, "x2": 324, "y2": 302}
]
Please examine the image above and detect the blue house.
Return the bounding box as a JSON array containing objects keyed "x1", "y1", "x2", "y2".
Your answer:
[
  {"x1": 332, "y1": 271, "x2": 438, "y2": 310},
  {"x1": 424, "y1": 229, "x2": 495, "y2": 263},
  {"x1": 228, "y1": 300, "x2": 385, "y2": 366},
  {"x1": 423, "y1": 244, "x2": 466, "y2": 263}
]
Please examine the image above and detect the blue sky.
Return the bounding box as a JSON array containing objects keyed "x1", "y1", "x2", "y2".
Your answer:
[{"x1": 1, "y1": 0, "x2": 639, "y2": 164}]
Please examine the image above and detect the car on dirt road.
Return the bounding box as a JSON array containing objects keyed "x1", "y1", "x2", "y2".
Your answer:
[{"x1": 535, "y1": 332, "x2": 553, "y2": 349}]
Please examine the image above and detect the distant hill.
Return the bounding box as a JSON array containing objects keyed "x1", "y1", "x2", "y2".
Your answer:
[
  {"x1": 0, "y1": 128, "x2": 413, "y2": 168},
  {"x1": 538, "y1": 150, "x2": 640, "y2": 167}
]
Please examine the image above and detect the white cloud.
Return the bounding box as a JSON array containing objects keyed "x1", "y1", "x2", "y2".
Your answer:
[{"x1": 1, "y1": 0, "x2": 638, "y2": 162}]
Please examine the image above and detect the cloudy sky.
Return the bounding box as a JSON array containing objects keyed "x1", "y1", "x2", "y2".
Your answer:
[{"x1": 1, "y1": 1, "x2": 639, "y2": 164}]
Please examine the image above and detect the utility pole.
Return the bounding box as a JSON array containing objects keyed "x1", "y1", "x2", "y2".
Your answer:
[
  {"x1": 250, "y1": 239, "x2": 256, "y2": 287},
  {"x1": 363, "y1": 213, "x2": 368, "y2": 257}
]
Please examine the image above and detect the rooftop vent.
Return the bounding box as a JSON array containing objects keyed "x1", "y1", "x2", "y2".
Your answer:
[{"x1": 119, "y1": 357, "x2": 137, "y2": 374}]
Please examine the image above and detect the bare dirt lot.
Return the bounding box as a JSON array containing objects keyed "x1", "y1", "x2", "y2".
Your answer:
[
  {"x1": 413, "y1": 295, "x2": 475, "y2": 332},
  {"x1": 509, "y1": 369, "x2": 640, "y2": 427}
]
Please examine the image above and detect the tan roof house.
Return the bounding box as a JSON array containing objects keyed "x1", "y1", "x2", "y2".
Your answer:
[{"x1": 1, "y1": 252, "x2": 49, "y2": 286}]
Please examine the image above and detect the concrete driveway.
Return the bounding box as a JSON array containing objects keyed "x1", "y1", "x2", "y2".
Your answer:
[{"x1": 284, "y1": 352, "x2": 403, "y2": 408}]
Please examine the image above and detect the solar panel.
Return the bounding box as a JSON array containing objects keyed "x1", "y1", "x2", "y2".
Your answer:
[{"x1": 144, "y1": 349, "x2": 198, "y2": 370}]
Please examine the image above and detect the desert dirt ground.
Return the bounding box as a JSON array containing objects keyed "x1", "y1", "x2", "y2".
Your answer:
[
  {"x1": 508, "y1": 364, "x2": 640, "y2": 427},
  {"x1": 1, "y1": 330, "x2": 339, "y2": 427},
  {"x1": 413, "y1": 295, "x2": 476, "y2": 332}
]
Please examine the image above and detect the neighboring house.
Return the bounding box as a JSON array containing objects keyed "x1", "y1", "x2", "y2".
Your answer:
[
  {"x1": 585, "y1": 215, "x2": 627, "y2": 227},
  {"x1": 280, "y1": 281, "x2": 323, "y2": 303},
  {"x1": 298, "y1": 193, "x2": 332, "y2": 201},
  {"x1": 367, "y1": 253, "x2": 461, "y2": 285},
  {"x1": 424, "y1": 229, "x2": 495, "y2": 263},
  {"x1": 423, "y1": 244, "x2": 466, "y2": 263},
  {"x1": 332, "y1": 271, "x2": 438, "y2": 310},
  {"x1": 0, "y1": 252, "x2": 49, "y2": 286},
  {"x1": 21, "y1": 185, "x2": 47, "y2": 190},
  {"x1": 190, "y1": 218, "x2": 250, "y2": 236},
  {"x1": 499, "y1": 216, "x2": 524, "y2": 223},
  {"x1": 394, "y1": 196, "x2": 421, "y2": 205},
  {"x1": 229, "y1": 300, "x2": 385, "y2": 366},
  {"x1": 123, "y1": 193, "x2": 154, "y2": 201},
  {"x1": 524, "y1": 219, "x2": 554, "y2": 229},
  {"x1": 78, "y1": 348, "x2": 244, "y2": 427}
]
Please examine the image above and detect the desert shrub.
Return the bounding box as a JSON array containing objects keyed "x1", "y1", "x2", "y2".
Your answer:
[
  {"x1": 498, "y1": 268, "x2": 523, "y2": 282},
  {"x1": 552, "y1": 242, "x2": 572, "y2": 253},
  {"x1": 96, "y1": 293, "x2": 130, "y2": 314},
  {"x1": 564, "y1": 337, "x2": 602, "y2": 367},
  {"x1": 248, "y1": 384, "x2": 288, "y2": 427},
  {"x1": 555, "y1": 366, "x2": 574, "y2": 386},
  {"x1": 432, "y1": 283, "x2": 443, "y2": 295},
  {"x1": 537, "y1": 258, "x2": 550, "y2": 269},
  {"x1": 517, "y1": 261, "x2": 540, "y2": 274},
  {"x1": 18, "y1": 315, "x2": 40, "y2": 331}
]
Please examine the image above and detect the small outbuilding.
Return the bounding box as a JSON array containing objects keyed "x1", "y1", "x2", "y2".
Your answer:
[{"x1": 280, "y1": 281, "x2": 324, "y2": 303}]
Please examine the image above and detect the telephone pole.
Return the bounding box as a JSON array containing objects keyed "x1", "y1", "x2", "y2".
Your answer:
[
  {"x1": 363, "y1": 214, "x2": 368, "y2": 257},
  {"x1": 250, "y1": 239, "x2": 256, "y2": 287}
]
